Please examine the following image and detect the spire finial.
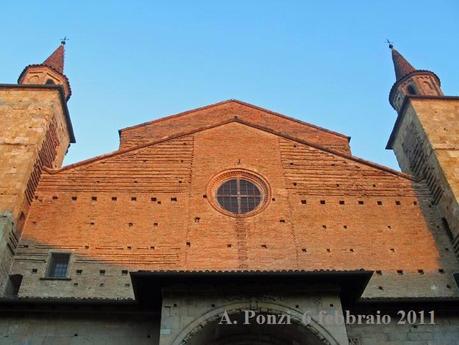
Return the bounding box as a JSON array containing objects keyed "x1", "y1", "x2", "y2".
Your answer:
[
  {"x1": 60, "y1": 36, "x2": 69, "y2": 45},
  {"x1": 386, "y1": 39, "x2": 394, "y2": 49}
]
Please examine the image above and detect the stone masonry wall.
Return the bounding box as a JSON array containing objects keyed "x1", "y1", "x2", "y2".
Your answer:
[
  {"x1": 347, "y1": 313, "x2": 459, "y2": 345},
  {"x1": 0, "y1": 88, "x2": 71, "y2": 223},
  {"x1": 0, "y1": 311, "x2": 160, "y2": 345},
  {"x1": 0, "y1": 213, "x2": 17, "y2": 294},
  {"x1": 391, "y1": 98, "x2": 459, "y2": 258}
]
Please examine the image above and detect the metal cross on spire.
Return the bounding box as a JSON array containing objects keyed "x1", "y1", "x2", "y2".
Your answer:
[
  {"x1": 60, "y1": 36, "x2": 69, "y2": 45},
  {"x1": 386, "y1": 39, "x2": 394, "y2": 49}
]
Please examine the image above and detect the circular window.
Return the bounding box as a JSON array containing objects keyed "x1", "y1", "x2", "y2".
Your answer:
[
  {"x1": 216, "y1": 178, "x2": 261, "y2": 214},
  {"x1": 207, "y1": 169, "x2": 270, "y2": 217}
]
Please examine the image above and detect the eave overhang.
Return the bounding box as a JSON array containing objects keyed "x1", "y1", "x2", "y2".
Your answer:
[{"x1": 130, "y1": 270, "x2": 373, "y2": 307}]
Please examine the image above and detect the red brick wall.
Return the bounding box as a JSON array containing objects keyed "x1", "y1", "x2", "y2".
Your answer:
[{"x1": 19, "y1": 122, "x2": 442, "y2": 273}]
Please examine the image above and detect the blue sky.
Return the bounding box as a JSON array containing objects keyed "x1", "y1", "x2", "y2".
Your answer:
[{"x1": 2, "y1": 1, "x2": 458, "y2": 169}]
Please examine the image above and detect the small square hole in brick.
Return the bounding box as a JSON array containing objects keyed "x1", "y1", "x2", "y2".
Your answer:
[
  {"x1": 377, "y1": 201, "x2": 383, "y2": 205},
  {"x1": 397, "y1": 270, "x2": 404, "y2": 275},
  {"x1": 301, "y1": 200, "x2": 307, "y2": 204},
  {"x1": 151, "y1": 197, "x2": 157, "y2": 202},
  {"x1": 128, "y1": 222, "x2": 133, "y2": 227},
  {"x1": 339, "y1": 200, "x2": 345, "y2": 205},
  {"x1": 100, "y1": 270, "x2": 106, "y2": 276},
  {"x1": 76, "y1": 269, "x2": 83, "y2": 275},
  {"x1": 358, "y1": 200, "x2": 364, "y2": 205},
  {"x1": 92, "y1": 196, "x2": 97, "y2": 201},
  {"x1": 320, "y1": 200, "x2": 326, "y2": 205},
  {"x1": 302, "y1": 248, "x2": 307, "y2": 252},
  {"x1": 74, "y1": 283, "x2": 78, "y2": 286},
  {"x1": 261, "y1": 244, "x2": 268, "y2": 249},
  {"x1": 395, "y1": 200, "x2": 401, "y2": 205},
  {"x1": 122, "y1": 270, "x2": 128, "y2": 275},
  {"x1": 418, "y1": 269, "x2": 424, "y2": 274},
  {"x1": 52, "y1": 196, "x2": 58, "y2": 200},
  {"x1": 376, "y1": 270, "x2": 382, "y2": 275},
  {"x1": 326, "y1": 248, "x2": 331, "y2": 253},
  {"x1": 32, "y1": 268, "x2": 38, "y2": 273},
  {"x1": 127, "y1": 246, "x2": 132, "y2": 250},
  {"x1": 150, "y1": 246, "x2": 155, "y2": 250},
  {"x1": 99, "y1": 283, "x2": 104, "y2": 287},
  {"x1": 439, "y1": 269, "x2": 445, "y2": 274},
  {"x1": 279, "y1": 219, "x2": 286, "y2": 223},
  {"x1": 171, "y1": 197, "x2": 177, "y2": 202},
  {"x1": 131, "y1": 197, "x2": 137, "y2": 201},
  {"x1": 186, "y1": 242, "x2": 191, "y2": 247},
  {"x1": 413, "y1": 201, "x2": 418, "y2": 205},
  {"x1": 378, "y1": 286, "x2": 384, "y2": 290},
  {"x1": 153, "y1": 223, "x2": 158, "y2": 227},
  {"x1": 112, "y1": 196, "x2": 117, "y2": 201},
  {"x1": 194, "y1": 217, "x2": 200, "y2": 223},
  {"x1": 227, "y1": 244, "x2": 232, "y2": 248},
  {"x1": 71, "y1": 196, "x2": 77, "y2": 201}
]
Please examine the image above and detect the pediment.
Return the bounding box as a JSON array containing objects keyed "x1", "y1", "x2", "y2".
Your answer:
[{"x1": 118, "y1": 100, "x2": 351, "y2": 154}]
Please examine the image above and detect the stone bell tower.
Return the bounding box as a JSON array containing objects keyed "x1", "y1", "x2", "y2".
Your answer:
[
  {"x1": 386, "y1": 44, "x2": 459, "y2": 258},
  {"x1": 0, "y1": 41, "x2": 75, "y2": 293}
]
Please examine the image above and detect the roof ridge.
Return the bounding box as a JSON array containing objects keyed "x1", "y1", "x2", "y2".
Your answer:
[{"x1": 46, "y1": 118, "x2": 413, "y2": 181}]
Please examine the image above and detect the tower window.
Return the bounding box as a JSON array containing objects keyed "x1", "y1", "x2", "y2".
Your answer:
[
  {"x1": 47, "y1": 253, "x2": 70, "y2": 278},
  {"x1": 407, "y1": 85, "x2": 417, "y2": 95},
  {"x1": 45, "y1": 79, "x2": 56, "y2": 85},
  {"x1": 442, "y1": 218, "x2": 454, "y2": 242}
]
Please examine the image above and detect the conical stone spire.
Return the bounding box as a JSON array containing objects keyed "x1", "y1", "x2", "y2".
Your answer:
[
  {"x1": 43, "y1": 44, "x2": 65, "y2": 74},
  {"x1": 391, "y1": 48, "x2": 416, "y2": 81},
  {"x1": 18, "y1": 41, "x2": 71, "y2": 100}
]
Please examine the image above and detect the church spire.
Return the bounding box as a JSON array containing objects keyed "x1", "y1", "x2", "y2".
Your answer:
[
  {"x1": 18, "y1": 41, "x2": 72, "y2": 101},
  {"x1": 388, "y1": 44, "x2": 442, "y2": 112},
  {"x1": 42, "y1": 43, "x2": 65, "y2": 74},
  {"x1": 391, "y1": 47, "x2": 416, "y2": 81}
]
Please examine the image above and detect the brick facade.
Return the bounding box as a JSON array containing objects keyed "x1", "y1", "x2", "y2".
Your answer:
[{"x1": 0, "y1": 46, "x2": 458, "y2": 345}]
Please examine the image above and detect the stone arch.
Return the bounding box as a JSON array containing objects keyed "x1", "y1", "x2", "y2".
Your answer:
[{"x1": 170, "y1": 301, "x2": 341, "y2": 345}]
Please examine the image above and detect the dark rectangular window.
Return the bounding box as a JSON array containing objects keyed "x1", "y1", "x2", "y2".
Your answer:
[
  {"x1": 442, "y1": 218, "x2": 454, "y2": 242},
  {"x1": 47, "y1": 253, "x2": 70, "y2": 278}
]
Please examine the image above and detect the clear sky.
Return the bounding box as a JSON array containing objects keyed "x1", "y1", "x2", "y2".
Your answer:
[{"x1": 2, "y1": 1, "x2": 458, "y2": 169}]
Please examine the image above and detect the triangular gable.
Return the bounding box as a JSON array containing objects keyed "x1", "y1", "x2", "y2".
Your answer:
[
  {"x1": 44, "y1": 117, "x2": 412, "y2": 182},
  {"x1": 118, "y1": 100, "x2": 352, "y2": 154}
]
